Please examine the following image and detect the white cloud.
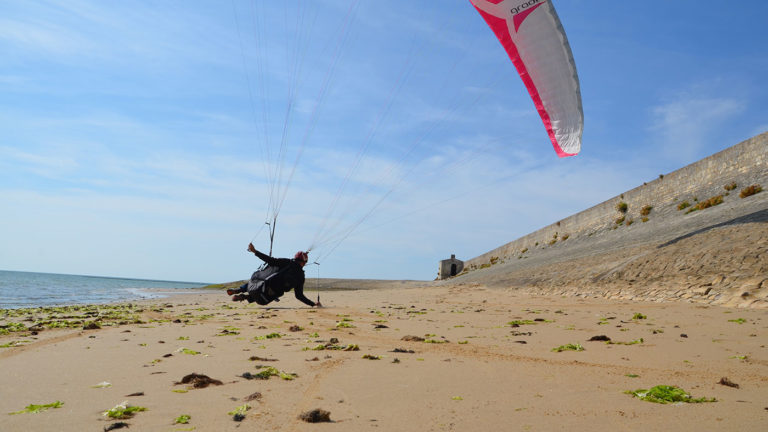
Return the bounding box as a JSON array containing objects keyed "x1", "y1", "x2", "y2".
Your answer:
[{"x1": 0, "y1": 145, "x2": 79, "y2": 175}]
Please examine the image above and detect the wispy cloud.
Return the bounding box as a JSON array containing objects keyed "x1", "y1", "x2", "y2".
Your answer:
[
  {"x1": 0, "y1": 17, "x2": 94, "y2": 56},
  {"x1": 649, "y1": 91, "x2": 745, "y2": 163}
]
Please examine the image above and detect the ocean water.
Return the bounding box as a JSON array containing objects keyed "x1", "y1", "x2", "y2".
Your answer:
[{"x1": 0, "y1": 270, "x2": 209, "y2": 309}]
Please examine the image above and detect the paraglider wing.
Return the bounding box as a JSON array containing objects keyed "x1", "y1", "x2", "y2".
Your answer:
[{"x1": 470, "y1": 0, "x2": 582, "y2": 157}]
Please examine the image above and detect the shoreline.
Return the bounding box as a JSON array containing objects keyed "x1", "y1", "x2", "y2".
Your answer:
[
  {"x1": 0, "y1": 288, "x2": 221, "y2": 311},
  {"x1": 0, "y1": 270, "x2": 212, "y2": 310}
]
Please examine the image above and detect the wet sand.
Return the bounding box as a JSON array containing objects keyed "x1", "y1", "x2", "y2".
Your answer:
[{"x1": 1, "y1": 284, "x2": 766, "y2": 431}]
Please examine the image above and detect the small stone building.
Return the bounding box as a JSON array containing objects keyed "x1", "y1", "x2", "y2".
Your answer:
[{"x1": 437, "y1": 254, "x2": 464, "y2": 280}]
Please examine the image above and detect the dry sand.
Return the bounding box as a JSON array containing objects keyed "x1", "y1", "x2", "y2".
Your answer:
[{"x1": 2, "y1": 284, "x2": 767, "y2": 431}]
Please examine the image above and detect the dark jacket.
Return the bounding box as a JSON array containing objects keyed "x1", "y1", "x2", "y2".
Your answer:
[{"x1": 246, "y1": 249, "x2": 314, "y2": 307}]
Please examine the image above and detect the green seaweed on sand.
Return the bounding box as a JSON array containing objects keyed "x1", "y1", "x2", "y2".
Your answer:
[
  {"x1": 304, "y1": 344, "x2": 327, "y2": 351},
  {"x1": 175, "y1": 414, "x2": 191, "y2": 424},
  {"x1": 607, "y1": 338, "x2": 644, "y2": 345},
  {"x1": 362, "y1": 354, "x2": 381, "y2": 360},
  {"x1": 552, "y1": 343, "x2": 584, "y2": 352},
  {"x1": 0, "y1": 340, "x2": 30, "y2": 348},
  {"x1": 178, "y1": 348, "x2": 200, "y2": 355},
  {"x1": 253, "y1": 366, "x2": 298, "y2": 380},
  {"x1": 728, "y1": 318, "x2": 746, "y2": 324},
  {"x1": 253, "y1": 366, "x2": 280, "y2": 379},
  {"x1": 632, "y1": 313, "x2": 647, "y2": 320},
  {"x1": 304, "y1": 342, "x2": 358, "y2": 351},
  {"x1": 625, "y1": 374, "x2": 640, "y2": 378},
  {"x1": 216, "y1": 326, "x2": 240, "y2": 336},
  {"x1": 253, "y1": 332, "x2": 281, "y2": 340},
  {"x1": 9, "y1": 401, "x2": 63, "y2": 415},
  {"x1": 335, "y1": 322, "x2": 355, "y2": 328},
  {"x1": 228, "y1": 403, "x2": 250, "y2": 417},
  {"x1": 10, "y1": 304, "x2": 148, "y2": 329},
  {"x1": 103, "y1": 402, "x2": 147, "y2": 419},
  {"x1": 507, "y1": 320, "x2": 536, "y2": 326},
  {"x1": 625, "y1": 385, "x2": 716, "y2": 404},
  {"x1": 0, "y1": 322, "x2": 27, "y2": 334},
  {"x1": 278, "y1": 371, "x2": 298, "y2": 380},
  {"x1": 43, "y1": 320, "x2": 83, "y2": 329}
]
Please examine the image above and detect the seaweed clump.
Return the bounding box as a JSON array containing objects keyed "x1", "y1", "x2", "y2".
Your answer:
[
  {"x1": 103, "y1": 402, "x2": 147, "y2": 419},
  {"x1": 626, "y1": 385, "x2": 716, "y2": 404},
  {"x1": 228, "y1": 404, "x2": 250, "y2": 422},
  {"x1": 552, "y1": 343, "x2": 584, "y2": 352},
  {"x1": 176, "y1": 373, "x2": 223, "y2": 389},
  {"x1": 250, "y1": 366, "x2": 298, "y2": 380},
  {"x1": 718, "y1": 377, "x2": 739, "y2": 388},
  {"x1": 9, "y1": 401, "x2": 63, "y2": 415},
  {"x1": 298, "y1": 408, "x2": 332, "y2": 423}
]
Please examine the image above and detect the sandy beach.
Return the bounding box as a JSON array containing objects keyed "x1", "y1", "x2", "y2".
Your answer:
[{"x1": 1, "y1": 282, "x2": 766, "y2": 431}]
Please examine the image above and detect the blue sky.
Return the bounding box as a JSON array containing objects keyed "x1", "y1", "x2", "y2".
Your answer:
[{"x1": 1, "y1": 1, "x2": 766, "y2": 283}]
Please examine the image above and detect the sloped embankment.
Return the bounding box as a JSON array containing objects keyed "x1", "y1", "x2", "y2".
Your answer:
[{"x1": 448, "y1": 188, "x2": 768, "y2": 308}]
